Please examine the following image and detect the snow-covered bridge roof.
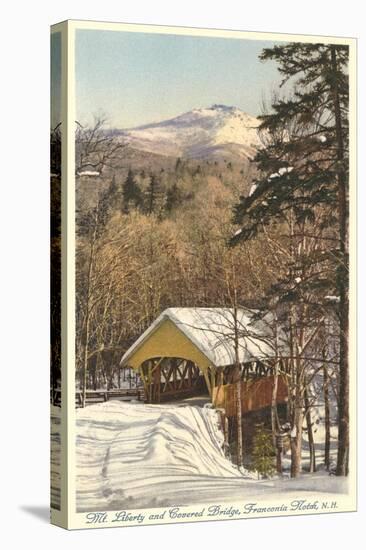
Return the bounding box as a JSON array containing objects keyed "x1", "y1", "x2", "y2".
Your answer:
[{"x1": 120, "y1": 307, "x2": 279, "y2": 369}]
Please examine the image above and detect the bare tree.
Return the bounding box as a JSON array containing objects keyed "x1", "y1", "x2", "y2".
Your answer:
[{"x1": 75, "y1": 116, "x2": 125, "y2": 175}]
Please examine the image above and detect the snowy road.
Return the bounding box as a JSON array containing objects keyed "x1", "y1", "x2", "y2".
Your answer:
[{"x1": 75, "y1": 401, "x2": 348, "y2": 512}]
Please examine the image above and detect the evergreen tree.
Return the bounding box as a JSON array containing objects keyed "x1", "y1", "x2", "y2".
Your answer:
[
  {"x1": 165, "y1": 182, "x2": 182, "y2": 212},
  {"x1": 231, "y1": 43, "x2": 350, "y2": 476},
  {"x1": 122, "y1": 169, "x2": 142, "y2": 213},
  {"x1": 175, "y1": 157, "x2": 182, "y2": 173},
  {"x1": 251, "y1": 424, "x2": 276, "y2": 479},
  {"x1": 145, "y1": 173, "x2": 161, "y2": 215}
]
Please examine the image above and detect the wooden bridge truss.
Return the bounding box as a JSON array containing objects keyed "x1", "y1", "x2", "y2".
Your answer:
[
  {"x1": 140, "y1": 357, "x2": 207, "y2": 403},
  {"x1": 138, "y1": 357, "x2": 289, "y2": 404}
]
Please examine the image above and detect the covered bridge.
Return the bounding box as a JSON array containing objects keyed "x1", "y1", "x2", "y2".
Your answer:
[{"x1": 120, "y1": 307, "x2": 288, "y2": 416}]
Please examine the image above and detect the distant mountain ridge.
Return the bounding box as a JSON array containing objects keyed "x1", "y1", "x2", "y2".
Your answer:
[{"x1": 117, "y1": 105, "x2": 261, "y2": 160}]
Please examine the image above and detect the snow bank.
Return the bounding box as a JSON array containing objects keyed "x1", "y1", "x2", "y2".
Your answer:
[{"x1": 76, "y1": 401, "x2": 253, "y2": 511}]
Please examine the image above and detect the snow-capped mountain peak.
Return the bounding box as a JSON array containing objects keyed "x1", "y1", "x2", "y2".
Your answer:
[{"x1": 119, "y1": 105, "x2": 261, "y2": 160}]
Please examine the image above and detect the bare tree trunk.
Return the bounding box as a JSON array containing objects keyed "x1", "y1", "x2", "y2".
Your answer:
[
  {"x1": 330, "y1": 46, "x2": 349, "y2": 477},
  {"x1": 235, "y1": 380, "x2": 242, "y2": 467},
  {"x1": 92, "y1": 361, "x2": 97, "y2": 391},
  {"x1": 271, "y1": 360, "x2": 283, "y2": 474},
  {"x1": 271, "y1": 361, "x2": 279, "y2": 444},
  {"x1": 323, "y1": 362, "x2": 331, "y2": 470},
  {"x1": 276, "y1": 447, "x2": 283, "y2": 475},
  {"x1": 82, "y1": 312, "x2": 90, "y2": 408},
  {"x1": 304, "y1": 387, "x2": 316, "y2": 473},
  {"x1": 81, "y1": 222, "x2": 97, "y2": 408},
  {"x1": 288, "y1": 300, "x2": 303, "y2": 477},
  {"x1": 290, "y1": 392, "x2": 304, "y2": 478},
  {"x1": 233, "y1": 304, "x2": 243, "y2": 468},
  {"x1": 290, "y1": 328, "x2": 304, "y2": 478}
]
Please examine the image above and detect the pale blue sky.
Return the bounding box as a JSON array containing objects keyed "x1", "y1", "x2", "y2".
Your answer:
[{"x1": 75, "y1": 29, "x2": 283, "y2": 129}]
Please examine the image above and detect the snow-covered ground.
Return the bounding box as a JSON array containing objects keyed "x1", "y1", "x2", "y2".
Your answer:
[{"x1": 74, "y1": 401, "x2": 348, "y2": 512}]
